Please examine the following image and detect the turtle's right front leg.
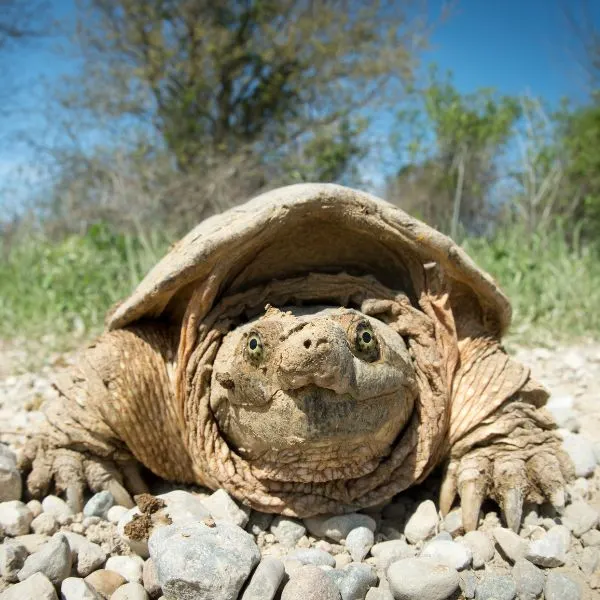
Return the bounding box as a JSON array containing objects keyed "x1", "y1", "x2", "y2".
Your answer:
[{"x1": 18, "y1": 324, "x2": 195, "y2": 511}]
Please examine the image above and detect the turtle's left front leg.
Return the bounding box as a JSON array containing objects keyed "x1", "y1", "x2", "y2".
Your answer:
[{"x1": 439, "y1": 343, "x2": 574, "y2": 532}]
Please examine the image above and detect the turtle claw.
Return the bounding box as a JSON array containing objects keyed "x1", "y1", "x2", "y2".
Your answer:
[
  {"x1": 501, "y1": 487, "x2": 524, "y2": 533},
  {"x1": 439, "y1": 462, "x2": 457, "y2": 516},
  {"x1": 459, "y1": 479, "x2": 486, "y2": 532}
]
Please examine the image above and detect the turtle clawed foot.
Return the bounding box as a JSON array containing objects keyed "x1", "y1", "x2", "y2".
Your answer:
[
  {"x1": 18, "y1": 438, "x2": 146, "y2": 512},
  {"x1": 440, "y1": 444, "x2": 572, "y2": 533}
]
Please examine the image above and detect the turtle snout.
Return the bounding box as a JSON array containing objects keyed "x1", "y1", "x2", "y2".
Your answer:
[{"x1": 277, "y1": 326, "x2": 351, "y2": 394}]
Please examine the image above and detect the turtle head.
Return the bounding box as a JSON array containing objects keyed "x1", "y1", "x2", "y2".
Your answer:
[{"x1": 210, "y1": 305, "x2": 418, "y2": 482}]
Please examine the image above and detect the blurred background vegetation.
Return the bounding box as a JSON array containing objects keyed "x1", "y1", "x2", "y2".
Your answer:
[{"x1": 1, "y1": 0, "x2": 599, "y2": 355}]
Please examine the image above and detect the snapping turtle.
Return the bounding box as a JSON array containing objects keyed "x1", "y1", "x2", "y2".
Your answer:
[{"x1": 20, "y1": 183, "x2": 572, "y2": 532}]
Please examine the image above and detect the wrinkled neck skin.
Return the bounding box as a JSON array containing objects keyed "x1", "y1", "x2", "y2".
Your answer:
[{"x1": 209, "y1": 305, "x2": 419, "y2": 484}]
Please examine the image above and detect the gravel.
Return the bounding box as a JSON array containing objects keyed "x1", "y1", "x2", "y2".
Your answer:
[
  {"x1": 0, "y1": 502, "x2": 33, "y2": 536},
  {"x1": 544, "y1": 571, "x2": 582, "y2": 600},
  {"x1": 83, "y1": 492, "x2": 114, "y2": 520},
  {"x1": 270, "y1": 516, "x2": 306, "y2": 547},
  {"x1": 403, "y1": 500, "x2": 439, "y2": 544},
  {"x1": 17, "y1": 533, "x2": 71, "y2": 586},
  {"x1": 460, "y1": 530, "x2": 494, "y2": 569},
  {"x1": 386, "y1": 557, "x2": 459, "y2": 600},
  {"x1": 240, "y1": 556, "x2": 284, "y2": 600},
  {"x1": 345, "y1": 527, "x2": 374, "y2": 562},
  {"x1": 281, "y1": 564, "x2": 341, "y2": 600},
  {"x1": 0, "y1": 572, "x2": 58, "y2": 599},
  {"x1": 475, "y1": 574, "x2": 517, "y2": 600},
  {"x1": 420, "y1": 538, "x2": 472, "y2": 570},
  {"x1": 303, "y1": 514, "x2": 376, "y2": 542}
]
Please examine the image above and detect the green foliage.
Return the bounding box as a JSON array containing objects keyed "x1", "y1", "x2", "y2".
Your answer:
[
  {"x1": 463, "y1": 224, "x2": 600, "y2": 345},
  {"x1": 0, "y1": 224, "x2": 170, "y2": 341}
]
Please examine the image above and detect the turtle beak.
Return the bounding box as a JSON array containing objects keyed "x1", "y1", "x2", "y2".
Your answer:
[{"x1": 276, "y1": 323, "x2": 352, "y2": 395}]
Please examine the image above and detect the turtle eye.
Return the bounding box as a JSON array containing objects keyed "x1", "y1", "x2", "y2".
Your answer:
[
  {"x1": 246, "y1": 332, "x2": 264, "y2": 361},
  {"x1": 355, "y1": 322, "x2": 379, "y2": 361}
]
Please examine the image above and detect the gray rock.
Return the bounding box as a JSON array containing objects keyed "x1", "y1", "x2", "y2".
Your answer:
[
  {"x1": 345, "y1": 527, "x2": 374, "y2": 562},
  {"x1": 544, "y1": 572, "x2": 581, "y2": 600},
  {"x1": 288, "y1": 549, "x2": 336, "y2": 567},
  {"x1": 512, "y1": 559, "x2": 544, "y2": 600},
  {"x1": 441, "y1": 509, "x2": 463, "y2": 536},
  {"x1": 105, "y1": 555, "x2": 144, "y2": 584},
  {"x1": 62, "y1": 532, "x2": 107, "y2": 578},
  {"x1": 492, "y1": 527, "x2": 527, "y2": 563},
  {"x1": 562, "y1": 500, "x2": 599, "y2": 537},
  {"x1": 60, "y1": 577, "x2": 103, "y2": 599},
  {"x1": 475, "y1": 574, "x2": 516, "y2": 600},
  {"x1": 581, "y1": 529, "x2": 600, "y2": 547},
  {"x1": 148, "y1": 521, "x2": 260, "y2": 600},
  {"x1": 0, "y1": 445, "x2": 16, "y2": 470},
  {"x1": 0, "y1": 543, "x2": 28, "y2": 582},
  {"x1": 337, "y1": 563, "x2": 378, "y2": 600},
  {"x1": 106, "y1": 506, "x2": 129, "y2": 525},
  {"x1": 142, "y1": 559, "x2": 161, "y2": 599},
  {"x1": 525, "y1": 524, "x2": 570, "y2": 567},
  {"x1": 31, "y1": 513, "x2": 58, "y2": 536},
  {"x1": 577, "y1": 545, "x2": 599, "y2": 575},
  {"x1": 281, "y1": 565, "x2": 341, "y2": 600},
  {"x1": 0, "y1": 572, "x2": 58, "y2": 600},
  {"x1": 370, "y1": 540, "x2": 415, "y2": 570},
  {"x1": 202, "y1": 488, "x2": 250, "y2": 527},
  {"x1": 403, "y1": 500, "x2": 439, "y2": 544},
  {"x1": 386, "y1": 557, "x2": 459, "y2": 600},
  {"x1": 245, "y1": 511, "x2": 274, "y2": 536},
  {"x1": 0, "y1": 463, "x2": 21, "y2": 503},
  {"x1": 460, "y1": 530, "x2": 494, "y2": 569},
  {"x1": 83, "y1": 492, "x2": 114, "y2": 520},
  {"x1": 304, "y1": 514, "x2": 376, "y2": 542},
  {"x1": 0, "y1": 501, "x2": 33, "y2": 536},
  {"x1": 110, "y1": 582, "x2": 150, "y2": 600},
  {"x1": 270, "y1": 517, "x2": 306, "y2": 547},
  {"x1": 12, "y1": 533, "x2": 49, "y2": 553},
  {"x1": 41, "y1": 496, "x2": 73, "y2": 523},
  {"x1": 459, "y1": 571, "x2": 477, "y2": 599},
  {"x1": 562, "y1": 434, "x2": 597, "y2": 477},
  {"x1": 240, "y1": 557, "x2": 284, "y2": 600},
  {"x1": 17, "y1": 533, "x2": 71, "y2": 586},
  {"x1": 420, "y1": 539, "x2": 472, "y2": 570}
]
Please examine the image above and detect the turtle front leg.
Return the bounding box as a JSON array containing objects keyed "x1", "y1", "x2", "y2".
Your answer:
[
  {"x1": 18, "y1": 324, "x2": 195, "y2": 511},
  {"x1": 440, "y1": 395, "x2": 574, "y2": 532}
]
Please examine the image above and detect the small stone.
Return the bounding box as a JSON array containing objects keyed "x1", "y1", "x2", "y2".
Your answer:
[
  {"x1": 0, "y1": 446, "x2": 16, "y2": 470},
  {"x1": 84, "y1": 569, "x2": 127, "y2": 598},
  {"x1": 240, "y1": 557, "x2": 284, "y2": 600},
  {"x1": 370, "y1": 540, "x2": 415, "y2": 570},
  {"x1": 404, "y1": 500, "x2": 439, "y2": 544},
  {"x1": 0, "y1": 543, "x2": 28, "y2": 582},
  {"x1": 441, "y1": 508, "x2": 463, "y2": 536},
  {"x1": 0, "y1": 463, "x2": 22, "y2": 502},
  {"x1": 60, "y1": 577, "x2": 103, "y2": 599},
  {"x1": 335, "y1": 553, "x2": 353, "y2": 569},
  {"x1": 31, "y1": 513, "x2": 58, "y2": 536},
  {"x1": 62, "y1": 532, "x2": 107, "y2": 578},
  {"x1": 304, "y1": 514, "x2": 376, "y2": 542},
  {"x1": 0, "y1": 572, "x2": 58, "y2": 600},
  {"x1": 202, "y1": 488, "x2": 250, "y2": 527},
  {"x1": 577, "y1": 545, "x2": 599, "y2": 575},
  {"x1": 386, "y1": 557, "x2": 459, "y2": 600},
  {"x1": 41, "y1": 496, "x2": 73, "y2": 523},
  {"x1": 105, "y1": 555, "x2": 144, "y2": 584},
  {"x1": 460, "y1": 530, "x2": 494, "y2": 569},
  {"x1": 270, "y1": 517, "x2": 306, "y2": 547},
  {"x1": 337, "y1": 563, "x2": 378, "y2": 600},
  {"x1": 365, "y1": 589, "x2": 394, "y2": 600},
  {"x1": 107, "y1": 506, "x2": 129, "y2": 525},
  {"x1": 567, "y1": 477, "x2": 591, "y2": 501},
  {"x1": 345, "y1": 526, "x2": 374, "y2": 562},
  {"x1": 546, "y1": 395, "x2": 580, "y2": 432},
  {"x1": 475, "y1": 574, "x2": 517, "y2": 600},
  {"x1": 110, "y1": 582, "x2": 149, "y2": 600},
  {"x1": 142, "y1": 559, "x2": 160, "y2": 599},
  {"x1": 581, "y1": 529, "x2": 600, "y2": 547},
  {"x1": 544, "y1": 571, "x2": 581, "y2": 600},
  {"x1": 562, "y1": 434, "x2": 597, "y2": 477},
  {"x1": 0, "y1": 501, "x2": 33, "y2": 536},
  {"x1": 432, "y1": 531, "x2": 453, "y2": 542},
  {"x1": 17, "y1": 533, "x2": 71, "y2": 586},
  {"x1": 281, "y1": 565, "x2": 341, "y2": 600},
  {"x1": 562, "y1": 500, "x2": 599, "y2": 537},
  {"x1": 289, "y1": 549, "x2": 336, "y2": 567},
  {"x1": 246, "y1": 511, "x2": 274, "y2": 535},
  {"x1": 12, "y1": 533, "x2": 49, "y2": 553},
  {"x1": 512, "y1": 559, "x2": 544, "y2": 600},
  {"x1": 459, "y1": 571, "x2": 477, "y2": 599},
  {"x1": 26, "y1": 500, "x2": 42, "y2": 518},
  {"x1": 492, "y1": 527, "x2": 527, "y2": 563},
  {"x1": 420, "y1": 539, "x2": 472, "y2": 570},
  {"x1": 83, "y1": 492, "x2": 114, "y2": 520},
  {"x1": 148, "y1": 521, "x2": 259, "y2": 600},
  {"x1": 525, "y1": 525, "x2": 570, "y2": 568}
]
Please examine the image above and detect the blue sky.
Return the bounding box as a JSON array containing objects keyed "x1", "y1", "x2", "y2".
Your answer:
[{"x1": 1, "y1": 0, "x2": 598, "y2": 210}]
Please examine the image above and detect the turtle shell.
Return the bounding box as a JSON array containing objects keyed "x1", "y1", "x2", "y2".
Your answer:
[{"x1": 107, "y1": 183, "x2": 510, "y2": 337}]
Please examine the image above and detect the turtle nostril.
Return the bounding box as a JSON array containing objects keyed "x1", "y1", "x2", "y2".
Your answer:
[{"x1": 303, "y1": 339, "x2": 312, "y2": 349}]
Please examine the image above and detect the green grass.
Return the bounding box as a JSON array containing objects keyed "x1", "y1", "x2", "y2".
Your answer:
[{"x1": 1, "y1": 222, "x2": 598, "y2": 364}]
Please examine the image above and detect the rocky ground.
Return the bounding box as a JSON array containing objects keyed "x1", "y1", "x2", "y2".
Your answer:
[{"x1": 0, "y1": 339, "x2": 599, "y2": 599}]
